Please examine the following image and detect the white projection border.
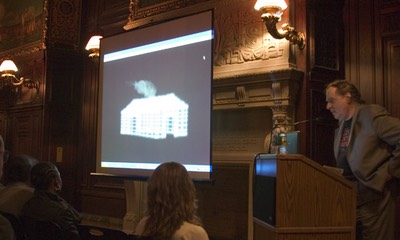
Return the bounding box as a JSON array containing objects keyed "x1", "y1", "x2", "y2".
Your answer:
[
  {"x1": 103, "y1": 30, "x2": 213, "y2": 63},
  {"x1": 101, "y1": 162, "x2": 211, "y2": 173}
]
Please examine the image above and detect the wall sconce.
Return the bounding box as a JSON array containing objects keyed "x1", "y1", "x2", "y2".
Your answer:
[
  {"x1": 85, "y1": 35, "x2": 103, "y2": 58},
  {"x1": 0, "y1": 59, "x2": 40, "y2": 93},
  {"x1": 254, "y1": 0, "x2": 305, "y2": 49}
]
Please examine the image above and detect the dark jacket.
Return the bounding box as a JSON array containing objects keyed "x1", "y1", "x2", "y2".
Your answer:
[
  {"x1": 21, "y1": 190, "x2": 82, "y2": 240},
  {"x1": 334, "y1": 104, "x2": 400, "y2": 192}
]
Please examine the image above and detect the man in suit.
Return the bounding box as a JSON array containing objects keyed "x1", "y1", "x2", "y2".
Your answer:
[{"x1": 325, "y1": 80, "x2": 400, "y2": 240}]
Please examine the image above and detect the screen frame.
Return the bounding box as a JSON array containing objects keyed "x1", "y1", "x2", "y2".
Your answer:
[{"x1": 93, "y1": 10, "x2": 215, "y2": 181}]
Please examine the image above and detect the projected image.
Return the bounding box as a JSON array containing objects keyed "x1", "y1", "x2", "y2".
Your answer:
[
  {"x1": 97, "y1": 10, "x2": 213, "y2": 179},
  {"x1": 120, "y1": 80, "x2": 189, "y2": 139}
]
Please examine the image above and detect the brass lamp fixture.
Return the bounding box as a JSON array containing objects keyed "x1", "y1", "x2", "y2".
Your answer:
[
  {"x1": 254, "y1": 0, "x2": 305, "y2": 49},
  {"x1": 85, "y1": 35, "x2": 103, "y2": 58},
  {"x1": 0, "y1": 59, "x2": 40, "y2": 93}
]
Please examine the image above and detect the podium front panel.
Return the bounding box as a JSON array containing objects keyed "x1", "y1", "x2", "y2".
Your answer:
[{"x1": 253, "y1": 154, "x2": 277, "y2": 226}]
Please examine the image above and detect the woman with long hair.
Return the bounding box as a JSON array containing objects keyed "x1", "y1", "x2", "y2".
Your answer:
[{"x1": 135, "y1": 161, "x2": 208, "y2": 240}]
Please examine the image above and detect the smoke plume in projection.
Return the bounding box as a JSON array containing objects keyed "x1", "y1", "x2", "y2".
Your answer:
[{"x1": 133, "y1": 80, "x2": 157, "y2": 97}]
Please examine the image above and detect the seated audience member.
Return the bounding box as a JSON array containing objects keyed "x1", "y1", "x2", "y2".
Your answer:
[
  {"x1": 0, "y1": 214, "x2": 15, "y2": 240},
  {"x1": 0, "y1": 134, "x2": 15, "y2": 240},
  {"x1": 21, "y1": 161, "x2": 82, "y2": 240},
  {"x1": 0, "y1": 154, "x2": 38, "y2": 217},
  {"x1": 135, "y1": 161, "x2": 209, "y2": 240}
]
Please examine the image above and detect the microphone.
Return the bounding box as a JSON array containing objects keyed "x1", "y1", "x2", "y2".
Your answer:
[{"x1": 293, "y1": 117, "x2": 323, "y2": 125}]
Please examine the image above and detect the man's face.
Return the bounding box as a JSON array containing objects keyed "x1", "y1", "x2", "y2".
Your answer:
[{"x1": 325, "y1": 87, "x2": 351, "y2": 121}]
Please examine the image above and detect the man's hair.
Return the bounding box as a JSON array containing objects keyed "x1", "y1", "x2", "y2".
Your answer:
[
  {"x1": 325, "y1": 79, "x2": 365, "y2": 104},
  {"x1": 30, "y1": 162, "x2": 59, "y2": 190},
  {"x1": 3, "y1": 154, "x2": 38, "y2": 185},
  {"x1": 142, "y1": 161, "x2": 202, "y2": 240}
]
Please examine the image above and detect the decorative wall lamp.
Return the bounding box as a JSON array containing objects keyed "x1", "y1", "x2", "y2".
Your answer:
[
  {"x1": 254, "y1": 0, "x2": 305, "y2": 49},
  {"x1": 85, "y1": 35, "x2": 103, "y2": 58},
  {"x1": 0, "y1": 59, "x2": 40, "y2": 93}
]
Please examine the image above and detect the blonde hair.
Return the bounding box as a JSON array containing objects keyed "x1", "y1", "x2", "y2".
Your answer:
[{"x1": 142, "y1": 162, "x2": 202, "y2": 240}]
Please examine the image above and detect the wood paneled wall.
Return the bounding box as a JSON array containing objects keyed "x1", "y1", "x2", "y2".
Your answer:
[
  {"x1": 343, "y1": 1, "x2": 400, "y2": 238},
  {"x1": 344, "y1": 0, "x2": 400, "y2": 111},
  {"x1": 1, "y1": 0, "x2": 400, "y2": 239}
]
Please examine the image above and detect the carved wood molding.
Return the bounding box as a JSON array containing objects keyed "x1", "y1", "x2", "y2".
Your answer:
[
  {"x1": 47, "y1": 0, "x2": 81, "y2": 49},
  {"x1": 213, "y1": 69, "x2": 303, "y2": 112},
  {"x1": 120, "y1": 0, "x2": 292, "y2": 79},
  {"x1": 123, "y1": 0, "x2": 212, "y2": 30},
  {"x1": 380, "y1": 0, "x2": 400, "y2": 9},
  {"x1": 381, "y1": 10, "x2": 400, "y2": 36},
  {"x1": 309, "y1": 0, "x2": 345, "y2": 77}
]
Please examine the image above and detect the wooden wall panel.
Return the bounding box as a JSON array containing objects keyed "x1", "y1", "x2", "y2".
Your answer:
[
  {"x1": 79, "y1": 177, "x2": 126, "y2": 218},
  {"x1": 41, "y1": 47, "x2": 83, "y2": 205},
  {"x1": 77, "y1": 0, "x2": 129, "y2": 215},
  {"x1": 7, "y1": 107, "x2": 43, "y2": 160},
  {"x1": 77, "y1": 59, "x2": 99, "y2": 190},
  {"x1": 381, "y1": 9, "x2": 400, "y2": 240},
  {"x1": 309, "y1": 89, "x2": 336, "y2": 167},
  {"x1": 383, "y1": 37, "x2": 400, "y2": 117},
  {"x1": 344, "y1": 1, "x2": 400, "y2": 239},
  {"x1": 196, "y1": 162, "x2": 250, "y2": 240},
  {"x1": 307, "y1": 0, "x2": 345, "y2": 164},
  {"x1": 1, "y1": 0, "x2": 398, "y2": 239},
  {"x1": 355, "y1": 1, "x2": 378, "y2": 102},
  {"x1": 0, "y1": 112, "x2": 8, "y2": 142},
  {"x1": 98, "y1": 0, "x2": 129, "y2": 36}
]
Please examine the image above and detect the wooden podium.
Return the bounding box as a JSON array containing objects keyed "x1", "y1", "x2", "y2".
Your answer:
[{"x1": 253, "y1": 154, "x2": 356, "y2": 240}]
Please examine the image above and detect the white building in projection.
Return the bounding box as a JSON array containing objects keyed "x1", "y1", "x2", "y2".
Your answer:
[{"x1": 120, "y1": 93, "x2": 188, "y2": 139}]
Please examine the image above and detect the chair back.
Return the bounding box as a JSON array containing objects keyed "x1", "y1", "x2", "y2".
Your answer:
[
  {"x1": 0, "y1": 211, "x2": 27, "y2": 240},
  {"x1": 21, "y1": 216, "x2": 78, "y2": 240}
]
